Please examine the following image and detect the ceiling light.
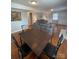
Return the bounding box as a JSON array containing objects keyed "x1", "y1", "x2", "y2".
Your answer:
[
  {"x1": 29, "y1": 1, "x2": 37, "y2": 5},
  {"x1": 31, "y1": 1, "x2": 37, "y2": 5},
  {"x1": 51, "y1": 9, "x2": 53, "y2": 11}
]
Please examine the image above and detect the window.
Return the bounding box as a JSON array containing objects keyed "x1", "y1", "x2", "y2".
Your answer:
[{"x1": 53, "y1": 13, "x2": 58, "y2": 20}]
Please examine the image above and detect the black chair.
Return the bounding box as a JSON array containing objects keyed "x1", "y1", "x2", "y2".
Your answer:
[
  {"x1": 11, "y1": 35, "x2": 32, "y2": 59},
  {"x1": 43, "y1": 34, "x2": 64, "y2": 59}
]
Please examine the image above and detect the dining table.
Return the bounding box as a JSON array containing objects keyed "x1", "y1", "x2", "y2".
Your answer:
[{"x1": 20, "y1": 29, "x2": 51, "y2": 56}]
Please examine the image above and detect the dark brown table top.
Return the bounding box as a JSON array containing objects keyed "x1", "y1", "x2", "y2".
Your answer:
[{"x1": 20, "y1": 29, "x2": 51, "y2": 56}]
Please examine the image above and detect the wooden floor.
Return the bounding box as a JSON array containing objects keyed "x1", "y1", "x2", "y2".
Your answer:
[{"x1": 11, "y1": 31, "x2": 67, "y2": 59}]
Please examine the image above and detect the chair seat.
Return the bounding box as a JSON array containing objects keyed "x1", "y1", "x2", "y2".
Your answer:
[
  {"x1": 11, "y1": 35, "x2": 32, "y2": 59},
  {"x1": 43, "y1": 34, "x2": 64, "y2": 59},
  {"x1": 44, "y1": 43, "x2": 56, "y2": 58},
  {"x1": 20, "y1": 43, "x2": 32, "y2": 57}
]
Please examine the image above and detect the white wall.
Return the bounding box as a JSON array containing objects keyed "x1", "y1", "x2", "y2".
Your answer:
[
  {"x1": 11, "y1": 9, "x2": 28, "y2": 33},
  {"x1": 48, "y1": 10, "x2": 67, "y2": 25},
  {"x1": 11, "y1": 2, "x2": 48, "y2": 33},
  {"x1": 12, "y1": 2, "x2": 66, "y2": 33},
  {"x1": 57, "y1": 10, "x2": 67, "y2": 25}
]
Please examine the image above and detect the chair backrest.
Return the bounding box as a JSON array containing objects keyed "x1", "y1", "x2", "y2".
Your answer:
[
  {"x1": 55, "y1": 34, "x2": 64, "y2": 55},
  {"x1": 11, "y1": 35, "x2": 20, "y2": 48},
  {"x1": 19, "y1": 33, "x2": 23, "y2": 45},
  {"x1": 57, "y1": 34, "x2": 64, "y2": 47},
  {"x1": 32, "y1": 19, "x2": 49, "y2": 32},
  {"x1": 43, "y1": 34, "x2": 64, "y2": 58},
  {"x1": 21, "y1": 25, "x2": 26, "y2": 32}
]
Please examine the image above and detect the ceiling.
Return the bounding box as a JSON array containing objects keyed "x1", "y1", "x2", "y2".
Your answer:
[{"x1": 12, "y1": 0, "x2": 67, "y2": 11}]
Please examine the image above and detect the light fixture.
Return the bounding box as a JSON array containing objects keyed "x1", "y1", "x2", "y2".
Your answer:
[
  {"x1": 51, "y1": 9, "x2": 53, "y2": 11},
  {"x1": 29, "y1": 1, "x2": 37, "y2": 5},
  {"x1": 31, "y1": 1, "x2": 37, "y2": 5}
]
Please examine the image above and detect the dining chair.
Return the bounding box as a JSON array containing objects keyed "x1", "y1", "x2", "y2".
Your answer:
[
  {"x1": 11, "y1": 35, "x2": 32, "y2": 59},
  {"x1": 43, "y1": 34, "x2": 64, "y2": 59}
]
